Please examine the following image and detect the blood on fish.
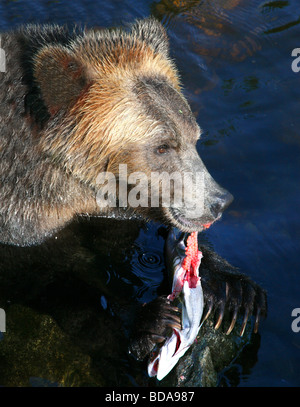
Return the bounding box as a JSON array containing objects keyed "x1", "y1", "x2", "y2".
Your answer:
[
  {"x1": 182, "y1": 232, "x2": 202, "y2": 288},
  {"x1": 173, "y1": 329, "x2": 181, "y2": 356},
  {"x1": 153, "y1": 358, "x2": 159, "y2": 373}
]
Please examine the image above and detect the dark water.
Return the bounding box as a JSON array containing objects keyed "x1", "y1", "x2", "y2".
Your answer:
[{"x1": 0, "y1": 0, "x2": 299, "y2": 387}]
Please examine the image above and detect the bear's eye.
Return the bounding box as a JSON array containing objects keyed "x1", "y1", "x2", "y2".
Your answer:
[{"x1": 156, "y1": 144, "x2": 169, "y2": 155}]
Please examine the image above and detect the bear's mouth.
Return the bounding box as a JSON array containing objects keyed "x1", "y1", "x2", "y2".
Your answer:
[{"x1": 167, "y1": 207, "x2": 218, "y2": 232}]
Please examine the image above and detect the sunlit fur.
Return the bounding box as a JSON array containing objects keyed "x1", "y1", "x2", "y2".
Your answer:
[
  {"x1": 0, "y1": 18, "x2": 231, "y2": 245},
  {"x1": 34, "y1": 23, "x2": 180, "y2": 186}
]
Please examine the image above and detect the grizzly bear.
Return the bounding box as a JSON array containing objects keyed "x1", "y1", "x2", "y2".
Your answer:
[
  {"x1": 0, "y1": 18, "x2": 233, "y2": 246},
  {"x1": 0, "y1": 18, "x2": 266, "y2": 360}
]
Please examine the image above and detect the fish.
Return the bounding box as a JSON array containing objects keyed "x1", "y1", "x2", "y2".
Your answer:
[{"x1": 148, "y1": 228, "x2": 204, "y2": 380}]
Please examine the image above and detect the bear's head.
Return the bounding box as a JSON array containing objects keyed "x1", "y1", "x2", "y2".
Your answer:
[{"x1": 33, "y1": 18, "x2": 233, "y2": 232}]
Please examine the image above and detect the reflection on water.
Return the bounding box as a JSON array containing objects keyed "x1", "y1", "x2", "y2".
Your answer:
[{"x1": 0, "y1": 0, "x2": 299, "y2": 386}]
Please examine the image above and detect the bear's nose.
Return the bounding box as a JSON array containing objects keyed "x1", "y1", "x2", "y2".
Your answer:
[{"x1": 210, "y1": 191, "x2": 234, "y2": 218}]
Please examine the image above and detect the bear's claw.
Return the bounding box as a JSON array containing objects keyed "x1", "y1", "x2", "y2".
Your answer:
[
  {"x1": 129, "y1": 296, "x2": 182, "y2": 361},
  {"x1": 129, "y1": 246, "x2": 267, "y2": 360},
  {"x1": 199, "y1": 252, "x2": 267, "y2": 337}
]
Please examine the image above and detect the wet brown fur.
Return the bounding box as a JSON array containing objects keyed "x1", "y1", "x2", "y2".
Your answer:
[
  {"x1": 35, "y1": 31, "x2": 180, "y2": 185},
  {"x1": 0, "y1": 18, "x2": 231, "y2": 246}
]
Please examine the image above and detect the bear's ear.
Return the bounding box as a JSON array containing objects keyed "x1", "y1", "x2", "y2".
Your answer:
[
  {"x1": 130, "y1": 18, "x2": 169, "y2": 58},
  {"x1": 33, "y1": 45, "x2": 93, "y2": 114}
]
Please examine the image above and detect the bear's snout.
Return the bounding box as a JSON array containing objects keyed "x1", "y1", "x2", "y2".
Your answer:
[{"x1": 209, "y1": 190, "x2": 233, "y2": 220}]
